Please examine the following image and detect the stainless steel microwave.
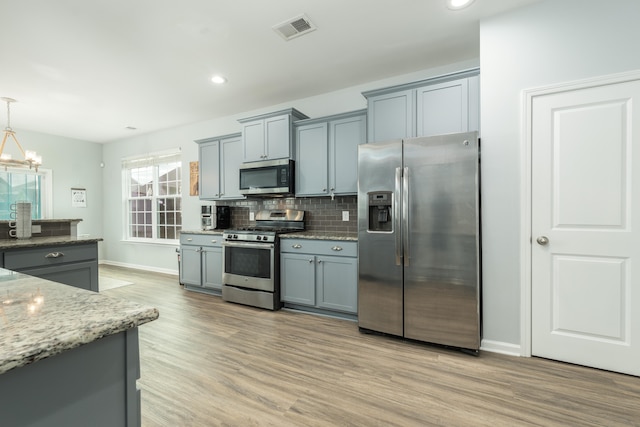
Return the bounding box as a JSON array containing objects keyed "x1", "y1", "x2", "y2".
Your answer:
[{"x1": 239, "y1": 158, "x2": 294, "y2": 196}]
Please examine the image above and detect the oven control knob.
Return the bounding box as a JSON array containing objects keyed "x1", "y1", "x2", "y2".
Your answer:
[
  {"x1": 256, "y1": 236, "x2": 262, "y2": 241},
  {"x1": 233, "y1": 234, "x2": 238, "y2": 239}
]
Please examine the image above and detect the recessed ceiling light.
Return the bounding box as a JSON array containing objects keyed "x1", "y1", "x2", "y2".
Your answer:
[
  {"x1": 211, "y1": 75, "x2": 227, "y2": 84},
  {"x1": 125, "y1": 126, "x2": 137, "y2": 131},
  {"x1": 447, "y1": 0, "x2": 475, "y2": 10}
]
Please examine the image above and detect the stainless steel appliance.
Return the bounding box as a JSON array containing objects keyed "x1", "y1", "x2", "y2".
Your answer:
[
  {"x1": 201, "y1": 205, "x2": 231, "y2": 230},
  {"x1": 357, "y1": 132, "x2": 481, "y2": 352},
  {"x1": 201, "y1": 205, "x2": 213, "y2": 230},
  {"x1": 239, "y1": 159, "x2": 294, "y2": 196},
  {"x1": 222, "y1": 209, "x2": 304, "y2": 310},
  {"x1": 215, "y1": 206, "x2": 231, "y2": 229}
]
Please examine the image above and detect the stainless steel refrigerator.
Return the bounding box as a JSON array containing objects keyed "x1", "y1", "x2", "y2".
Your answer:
[{"x1": 357, "y1": 132, "x2": 480, "y2": 351}]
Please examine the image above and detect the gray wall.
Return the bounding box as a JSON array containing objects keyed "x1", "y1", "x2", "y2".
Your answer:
[
  {"x1": 6, "y1": 129, "x2": 103, "y2": 239},
  {"x1": 480, "y1": 0, "x2": 640, "y2": 351},
  {"x1": 100, "y1": 59, "x2": 478, "y2": 273}
]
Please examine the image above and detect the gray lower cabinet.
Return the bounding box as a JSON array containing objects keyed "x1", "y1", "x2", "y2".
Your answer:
[
  {"x1": 280, "y1": 239, "x2": 357, "y2": 316},
  {"x1": 363, "y1": 69, "x2": 480, "y2": 143},
  {"x1": 180, "y1": 233, "x2": 223, "y2": 294},
  {"x1": 0, "y1": 328, "x2": 141, "y2": 427},
  {"x1": 195, "y1": 133, "x2": 245, "y2": 200},
  {"x1": 295, "y1": 110, "x2": 366, "y2": 197},
  {"x1": 3, "y1": 242, "x2": 99, "y2": 292}
]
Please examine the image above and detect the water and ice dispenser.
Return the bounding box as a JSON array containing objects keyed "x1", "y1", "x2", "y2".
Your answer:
[{"x1": 367, "y1": 191, "x2": 393, "y2": 232}]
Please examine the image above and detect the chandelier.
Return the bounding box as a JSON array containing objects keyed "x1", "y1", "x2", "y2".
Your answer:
[{"x1": 0, "y1": 97, "x2": 42, "y2": 171}]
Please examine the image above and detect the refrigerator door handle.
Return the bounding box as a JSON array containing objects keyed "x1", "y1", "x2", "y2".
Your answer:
[
  {"x1": 402, "y1": 166, "x2": 410, "y2": 267},
  {"x1": 395, "y1": 167, "x2": 403, "y2": 266}
]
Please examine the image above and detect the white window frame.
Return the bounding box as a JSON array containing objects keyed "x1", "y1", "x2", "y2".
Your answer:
[
  {"x1": 0, "y1": 167, "x2": 53, "y2": 220},
  {"x1": 122, "y1": 150, "x2": 182, "y2": 244}
]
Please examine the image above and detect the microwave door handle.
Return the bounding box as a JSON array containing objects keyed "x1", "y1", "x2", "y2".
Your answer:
[{"x1": 395, "y1": 167, "x2": 402, "y2": 266}]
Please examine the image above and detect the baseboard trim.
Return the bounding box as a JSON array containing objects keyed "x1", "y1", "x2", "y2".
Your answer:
[
  {"x1": 100, "y1": 260, "x2": 178, "y2": 277},
  {"x1": 480, "y1": 339, "x2": 522, "y2": 357}
]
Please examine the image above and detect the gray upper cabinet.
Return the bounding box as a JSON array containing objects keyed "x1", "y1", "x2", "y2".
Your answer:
[
  {"x1": 367, "y1": 89, "x2": 413, "y2": 142},
  {"x1": 238, "y1": 108, "x2": 308, "y2": 163},
  {"x1": 416, "y1": 78, "x2": 468, "y2": 137},
  {"x1": 198, "y1": 139, "x2": 220, "y2": 199},
  {"x1": 195, "y1": 133, "x2": 244, "y2": 200},
  {"x1": 219, "y1": 136, "x2": 243, "y2": 199},
  {"x1": 363, "y1": 69, "x2": 479, "y2": 143},
  {"x1": 295, "y1": 110, "x2": 366, "y2": 197},
  {"x1": 296, "y1": 121, "x2": 329, "y2": 196}
]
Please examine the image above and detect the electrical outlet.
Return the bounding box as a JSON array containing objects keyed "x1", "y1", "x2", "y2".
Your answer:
[
  {"x1": 31, "y1": 224, "x2": 42, "y2": 234},
  {"x1": 342, "y1": 211, "x2": 349, "y2": 221},
  {"x1": 249, "y1": 211, "x2": 255, "y2": 221}
]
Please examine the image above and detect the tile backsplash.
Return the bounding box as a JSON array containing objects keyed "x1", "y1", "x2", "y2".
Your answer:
[{"x1": 214, "y1": 196, "x2": 357, "y2": 233}]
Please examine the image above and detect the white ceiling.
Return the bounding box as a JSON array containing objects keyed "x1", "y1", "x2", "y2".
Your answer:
[{"x1": 0, "y1": 0, "x2": 539, "y2": 143}]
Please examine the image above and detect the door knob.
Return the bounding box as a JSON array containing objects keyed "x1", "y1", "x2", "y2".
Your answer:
[{"x1": 536, "y1": 236, "x2": 549, "y2": 245}]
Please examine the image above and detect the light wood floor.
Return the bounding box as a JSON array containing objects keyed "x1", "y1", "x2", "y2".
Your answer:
[{"x1": 99, "y1": 265, "x2": 640, "y2": 427}]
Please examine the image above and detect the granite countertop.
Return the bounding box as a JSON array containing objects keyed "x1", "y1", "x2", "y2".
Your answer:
[
  {"x1": 0, "y1": 269, "x2": 158, "y2": 375},
  {"x1": 0, "y1": 219, "x2": 83, "y2": 224},
  {"x1": 281, "y1": 231, "x2": 358, "y2": 241},
  {"x1": 179, "y1": 230, "x2": 224, "y2": 235},
  {"x1": 179, "y1": 230, "x2": 356, "y2": 241},
  {"x1": 0, "y1": 236, "x2": 103, "y2": 250}
]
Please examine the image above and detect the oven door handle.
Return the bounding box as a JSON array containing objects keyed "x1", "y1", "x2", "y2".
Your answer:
[{"x1": 222, "y1": 241, "x2": 275, "y2": 250}]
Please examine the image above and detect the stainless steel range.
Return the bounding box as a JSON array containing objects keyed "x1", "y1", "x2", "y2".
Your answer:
[{"x1": 222, "y1": 209, "x2": 304, "y2": 310}]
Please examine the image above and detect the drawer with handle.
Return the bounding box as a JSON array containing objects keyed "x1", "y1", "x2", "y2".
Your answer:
[
  {"x1": 280, "y1": 239, "x2": 357, "y2": 257},
  {"x1": 4, "y1": 243, "x2": 98, "y2": 270},
  {"x1": 180, "y1": 233, "x2": 222, "y2": 247}
]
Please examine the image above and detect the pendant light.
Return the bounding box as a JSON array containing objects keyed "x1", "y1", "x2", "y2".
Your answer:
[{"x1": 0, "y1": 97, "x2": 42, "y2": 171}]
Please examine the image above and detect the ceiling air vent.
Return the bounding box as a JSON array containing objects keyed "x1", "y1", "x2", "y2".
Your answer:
[{"x1": 273, "y1": 14, "x2": 316, "y2": 41}]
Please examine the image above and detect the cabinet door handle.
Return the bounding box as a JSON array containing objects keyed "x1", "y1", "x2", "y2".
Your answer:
[
  {"x1": 322, "y1": 188, "x2": 327, "y2": 192},
  {"x1": 308, "y1": 259, "x2": 313, "y2": 263},
  {"x1": 317, "y1": 260, "x2": 323, "y2": 263},
  {"x1": 196, "y1": 248, "x2": 203, "y2": 253},
  {"x1": 211, "y1": 240, "x2": 217, "y2": 244},
  {"x1": 187, "y1": 238, "x2": 193, "y2": 242},
  {"x1": 331, "y1": 246, "x2": 343, "y2": 251},
  {"x1": 292, "y1": 244, "x2": 302, "y2": 249},
  {"x1": 45, "y1": 252, "x2": 64, "y2": 258}
]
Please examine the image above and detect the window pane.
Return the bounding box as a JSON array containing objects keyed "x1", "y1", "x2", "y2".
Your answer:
[
  {"x1": 124, "y1": 154, "x2": 181, "y2": 241},
  {"x1": 167, "y1": 228, "x2": 175, "y2": 239},
  {"x1": 0, "y1": 170, "x2": 43, "y2": 220}
]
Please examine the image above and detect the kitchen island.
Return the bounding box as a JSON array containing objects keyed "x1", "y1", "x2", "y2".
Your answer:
[
  {"x1": 1, "y1": 218, "x2": 103, "y2": 291},
  {"x1": 0, "y1": 269, "x2": 158, "y2": 427}
]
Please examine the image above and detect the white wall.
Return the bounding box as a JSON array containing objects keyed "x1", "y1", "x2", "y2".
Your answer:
[
  {"x1": 8, "y1": 129, "x2": 103, "y2": 238},
  {"x1": 100, "y1": 59, "x2": 479, "y2": 273},
  {"x1": 480, "y1": 0, "x2": 640, "y2": 350}
]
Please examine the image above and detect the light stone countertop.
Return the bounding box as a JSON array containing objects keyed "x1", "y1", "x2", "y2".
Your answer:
[
  {"x1": 0, "y1": 269, "x2": 158, "y2": 375},
  {"x1": 179, "y1": 230, "x2": 224, "y2": 235},
  {"x1": 0, "y1": 236, "x2": 103, "y2": 250},
  {"x1": 280, "y1": 231, "x2": 358, "y2": 241},
  {"x1": 179, "y1": 230, "x2": 357, "y2": 241}
]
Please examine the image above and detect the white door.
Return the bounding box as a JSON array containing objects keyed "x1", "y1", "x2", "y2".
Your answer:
[{"x1": 531, "y1": 78, "x2": 640, "y2": 376}]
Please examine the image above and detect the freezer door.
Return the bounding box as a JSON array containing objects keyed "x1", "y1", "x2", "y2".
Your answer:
[
  {"x1": 403, "y1": 132, "x2": 480, "y2": 350},
  {"x1": 357, "y1": 140, "x2": 404, "y2": 336}
]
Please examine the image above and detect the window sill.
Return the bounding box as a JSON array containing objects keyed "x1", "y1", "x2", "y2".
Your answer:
[{"x1": 121, "y1": 239, "x2": 179, "y2": 247}]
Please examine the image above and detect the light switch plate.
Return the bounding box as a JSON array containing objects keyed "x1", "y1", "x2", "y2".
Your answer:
[
  {"x1": 342, "y1": 211, "x2": 349, "y2": 221},
  {"x1": 249, "y1": 211, "x2": 255, "y2": 221}
]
